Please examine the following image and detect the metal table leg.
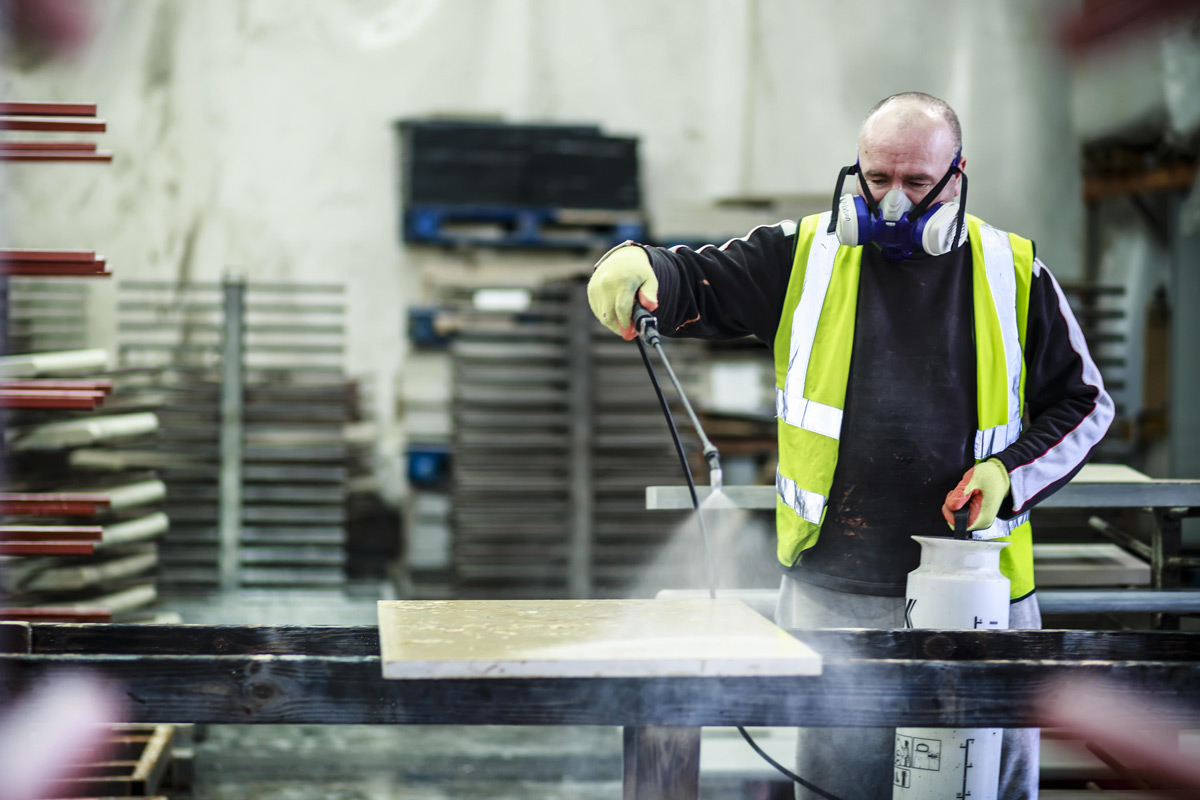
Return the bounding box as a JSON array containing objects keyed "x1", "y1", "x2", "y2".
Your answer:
[
  {"x1": 1152, "y1": 510, "x2": 1183, "y2": 630},
  {"x1": 623, "y1": 726, "x2": 701, "y2": 800}
]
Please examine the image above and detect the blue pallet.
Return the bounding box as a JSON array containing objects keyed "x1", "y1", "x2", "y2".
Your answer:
[
  {"x1": 407, "y1": 306, "x2": 452, "y2": 349},
  {"x1": 407, "y1": 444, "x2": 450, "y2": 487},
  {"x1": 404, "y1": 204, "x2": 645, "y2": 250}
]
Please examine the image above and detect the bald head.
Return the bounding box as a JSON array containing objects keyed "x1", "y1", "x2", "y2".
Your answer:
[
  {"x1": 860, "y1": 92, "x2": 962, "y2": 156},
  {"x1": 856, "y1": 93, "x2": 965, "y2": 207}
]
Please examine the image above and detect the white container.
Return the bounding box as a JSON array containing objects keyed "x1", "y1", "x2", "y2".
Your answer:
[
  {"x1": 904, "y1": 535, "x2": 1010, "y2": 630},
  {"x1": 893, "y1": 535, "x2": 1010, "y2": 800}
]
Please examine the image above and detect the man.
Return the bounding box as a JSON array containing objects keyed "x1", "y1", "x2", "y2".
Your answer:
[{"x1": 587, "y1": 92, "x2": 1113, "y2": 799}]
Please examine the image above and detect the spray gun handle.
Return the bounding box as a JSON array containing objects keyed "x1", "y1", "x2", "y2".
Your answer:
[
  {"x1": 953, "y1": 507, "x2": 971, "y2": 540},
  {"x1": 632, "y1": 304, "x2": 661, "y2": 347}
]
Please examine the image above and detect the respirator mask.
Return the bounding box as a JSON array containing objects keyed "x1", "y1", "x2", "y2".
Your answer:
[{"x1": 826, "y1": 154, "x2": 968, "y2": 261}]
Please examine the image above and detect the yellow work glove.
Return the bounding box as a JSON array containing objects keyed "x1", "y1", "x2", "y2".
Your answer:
[
  {"x1": 941, "y1": 458, "x2": 1011, "y2": 533},
  {"x1": 586, "y1": 245, "x2": 658, "y2": 341}
]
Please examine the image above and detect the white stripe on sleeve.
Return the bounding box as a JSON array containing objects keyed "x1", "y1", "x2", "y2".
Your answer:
[
  {"x1": 668, "y1": 220, "x2": 797, "y2": 254},
  {"x1": 1009, "y1": 262, "x2": 1115, "y2": 511}
]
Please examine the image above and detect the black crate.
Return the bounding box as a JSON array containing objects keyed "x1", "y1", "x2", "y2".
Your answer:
[{"x1": 397, "y1": 119, "x2": 641, "y2": 213}]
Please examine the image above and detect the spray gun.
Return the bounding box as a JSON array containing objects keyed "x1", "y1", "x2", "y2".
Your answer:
[
  {"x1": 632, "y1": 305, "x2": 723, "y2": 494},
  {"x1": 630, "y1": 302, "x2": 843, "y2": 800}
]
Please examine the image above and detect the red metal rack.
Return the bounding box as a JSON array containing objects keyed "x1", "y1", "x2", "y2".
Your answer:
[{"x1": 0, "y1": 101, "x2": 111, "y2": 163}]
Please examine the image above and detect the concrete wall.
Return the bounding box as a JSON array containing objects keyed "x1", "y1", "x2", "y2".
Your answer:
[{"x1": 1, "y1": 0, "x2": 1082, "y2": 500}]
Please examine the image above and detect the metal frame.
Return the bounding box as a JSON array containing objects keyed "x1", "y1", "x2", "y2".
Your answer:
[
  {"x1": 119, "y1": 278, "x2": 350, "y2": 591},
  {"x1": 645, "y1": 473, "x2": 1200, "y2": 626},
  {"x1": 218, "y1": 277, "x2": 245, "y2": 592},
  {"x1": 567, "y1": 287, "x2": 594, "y2": 598}
]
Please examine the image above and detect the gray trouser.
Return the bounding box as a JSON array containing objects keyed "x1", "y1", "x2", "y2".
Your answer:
[{"x1": 775, "y1": 576, "x2": 1042, "y2": 800}]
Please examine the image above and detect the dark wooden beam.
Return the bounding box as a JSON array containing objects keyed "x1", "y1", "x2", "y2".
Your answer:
[
  {"x1": 2, "y1": 652, "x2": 1199, "y2": 729},
  {"x1": 9, "y1": 625, "x2": 1200, "y2": 730},
  {"x1": 0, "y1": 622, "x2": 31, "y2": 654},
  {"x1": 29, "y1": 623, "x2": 380, "y2": 656},
  {"x1": 28, "y1": 624, "x2": 1200, "y2": 662}
]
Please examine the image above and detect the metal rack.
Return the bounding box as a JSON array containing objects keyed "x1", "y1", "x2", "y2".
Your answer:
[
  {"x1": 446, "y1": 282, "x2": 698, "y2": 598},
  {"x1": 2, "y1": 279, "x2": 89, "y2": 355},
  {"x1": 117, "y1": 278, "x2": 353, "y2": 593},
  {"x1": 1, "y1": 101, "x2": 167, "y2": 623},
  {"x1": 1060, "y1": 283, "x2": 1131, "y2": 458},
  {"x1": 448, "y1": 285, "x2": 574, "y2": 596}
]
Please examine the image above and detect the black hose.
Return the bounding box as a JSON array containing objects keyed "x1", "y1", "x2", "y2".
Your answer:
[
  {"x1": 634, "y1": 338, "x2": 701, "y2": 521},
  {"x1": 633, "y1": 331, "x2": 845, "y2": 800},
  {"x1": 634, "y1": 336, "x2": 716, "y2": 600}
]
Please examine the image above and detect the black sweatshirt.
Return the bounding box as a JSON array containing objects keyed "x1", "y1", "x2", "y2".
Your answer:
[{"x1": 641, "y1": 220, "x2": 1114, "y2": 596}]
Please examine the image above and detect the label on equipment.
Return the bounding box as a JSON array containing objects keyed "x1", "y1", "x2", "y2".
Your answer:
[{"x1": 894, "y1": 734, "x2": 942, "y2": 771}]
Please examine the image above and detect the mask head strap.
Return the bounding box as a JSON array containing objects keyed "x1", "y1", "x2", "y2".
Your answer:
[
  {"x1": 952, "y1": 168, "x2": 968, "y2": 250},
  {"x1": 855, "y1": 163, "x2": 880, "y2": 216},
  {"x1": 905, "y1": 150, "x2": 962, "y2": 223},
  {"x1": 826, "y1": 162, "x2": 860, "y2": 234}
]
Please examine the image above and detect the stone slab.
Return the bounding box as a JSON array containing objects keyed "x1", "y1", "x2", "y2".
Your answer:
[{"x1": 377, "y1": 598, "x2": 822, "y2": 680}]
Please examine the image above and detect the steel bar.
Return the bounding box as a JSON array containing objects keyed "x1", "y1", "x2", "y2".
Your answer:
[
  {"x1": 1039, "y1": 589, "x2": 1200, "y2": 614},
  {"x1": 0, "y1": 525, "x2": 103, "y2": 541},
  {"x1": 0, "y1": 116, "x2": 106, "y2": 132},
  {"x1": 0, "y1": 492, "x2": 111, "y2": 516},
  {"x1": 0, "y1": 541, "x2": 95, "y2": 555},
  {"x1": 0, "y1": 389, "x2": 105, "y2": 409},
  {"x1": 1087, "y1": 515, "x2": 1153, "y2": 561},
  {"x1": 1153, "y1": 510, "x2": 1183, "y2": 630},
  {"x1": 645, "y1": 478, "x2": 1200, "y2": 511},
  {"x1": 1, "y1": 259, "x2": 110, "y2": 276},
  {"x1": 219, "y1": 277, "x2": 246, "y2": 592},
  {"x1": 568, "y1": 286, "x2": 595, "y2": 597},
  {"x1": 0, "y1": 151, "x2": 113, "y2": 163},
  {"x1": 1, "y1": 249, "x2": 97, "y2": 262},
  {"x1": 0, "y1": 102, "x2": 97, "y2": 116},
  {"x1": 0, "y1": 378, "x2": 112, "y2": 392},
  {"x1": 658, "y1": 587, "x2": 1200, "y2": 618},
  {"x1": 0, "y1": 142, "x2": 97, "y2": 152}
]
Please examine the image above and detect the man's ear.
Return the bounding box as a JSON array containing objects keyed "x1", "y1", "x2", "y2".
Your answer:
[{"x1": 955, "y1": 156, "x2": 967, "y2": 196}]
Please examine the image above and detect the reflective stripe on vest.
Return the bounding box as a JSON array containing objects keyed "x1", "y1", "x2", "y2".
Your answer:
[
  {"x1": 773, "y1": 211, "x2": 1036, "y2": 598},
  {"x1": 772, "y1": 213, "x2": 862, "y2": 561},
  {"x1": 776, "y1": 220, "x2": 845, "y2": 441},
  {"x1": 969, "y1": 218, "x2": 1035, "y2": 540}
]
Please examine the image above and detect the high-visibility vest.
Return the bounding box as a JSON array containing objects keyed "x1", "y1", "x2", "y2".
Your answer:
[{"x1": 773, "y1": 211, "x2": 1035, "y2": 600}]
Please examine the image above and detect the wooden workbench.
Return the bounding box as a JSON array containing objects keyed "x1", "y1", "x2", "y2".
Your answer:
[{"x1": 3, "y1": 619, "x2": 1200, "y2": 799}]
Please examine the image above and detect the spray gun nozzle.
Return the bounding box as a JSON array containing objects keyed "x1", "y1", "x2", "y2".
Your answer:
[{"x1": 704, "y1": 447, "x2": 723, "y2": 494}]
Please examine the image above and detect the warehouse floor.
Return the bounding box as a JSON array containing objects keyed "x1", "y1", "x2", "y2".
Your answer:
[{"x1": 191, "y1": 724, "x2": 626, "y2": 800}]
